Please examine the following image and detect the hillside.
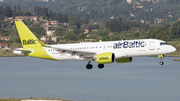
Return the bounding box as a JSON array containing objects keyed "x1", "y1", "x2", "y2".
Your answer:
[
  {"x1": 0, "y1": 0, "x2": 180, "y2": 23},
  {"x1": 0, "y1": 0, "x2": 180, "y2": 57}
]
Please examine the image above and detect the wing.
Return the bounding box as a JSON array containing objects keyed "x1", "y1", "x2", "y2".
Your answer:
[{"x1": 47, "y1": 46, "x2": 96, "y2": 60}]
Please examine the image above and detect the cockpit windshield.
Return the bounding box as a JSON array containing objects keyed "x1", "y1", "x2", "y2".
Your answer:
[{"x1": 160, "y1": 42, "x2": 170, "y2": 46}]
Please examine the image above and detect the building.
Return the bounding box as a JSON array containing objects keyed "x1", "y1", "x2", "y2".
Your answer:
[
  {"x1": 49, "y1": 21, "x2": 58, "y2": 26},
  {"x1": 110, "y1": 16, "x2": 115, "y2": 19},
  {"x1": 154, "y1": 18, "x2": 164, "y2": 24},
  {"x1": 136, "y1": 6, "x2": 143, "y2": 8},
  {"x1": 109, "y1": 32, "x2": 113, "y2": 36},
  {"x1": 127, "y1": 0, "x2": 132, "y2": 3},
  {"x1": 41, "y1": 21, "x2": 59, "y2": 31},
  {"x1": 40, "y1": 35, "x2": 51, "y2": 42},
  {"x1": 15, "y1": 16, "x2": 38, "y2": 22},
  {"x1": 4, "y1": 17, "x2": 13, "y2": 22},
  {"x1": 140, "y1": 19, "x2": 145, "y2": 23},
  {"x1": 60, "y1": 23, "x2": 69, "y2": 26},
  {"x1": 84, "y1": 29, "x2": 89, "y2": 34},
  {"x1": 85, "y1": 39, "x2": 96, "y2": 42},
  {"x1": 0, "y1": 36, "x2": 10, "y2": 41},
  {"x1": 51, "y1": 37, "x2": 57, "y2": 42},
  {"x1": 0, "y1": 43, "x2": 8, "y2": 48},
  {"x1": 46, "y1": 30, "x2": 55, "y2": 36}
]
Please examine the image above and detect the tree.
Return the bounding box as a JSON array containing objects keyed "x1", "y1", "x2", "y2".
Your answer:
[
  {"x1": 3, "y1": 6, "x2": 12, "y2": 17},
  {"x1": 34, "y1": 5, "x2": 37, "y2": 14},
  {"x1": 69, "y1": 16, "x2": 82, "y2": 29},
  {"x1": 169, "y1": 20, "x2": 180, "y2": 38},
  {"x1": 18, "y1": 4, "x2": 20, "y2": 11},
  {"x1": 14, "y1": 5, "x2": 16, "y2": 12},
  {"x1": 64, "y1": 32, "x2": 78, "y2": 41},
  {"x1": 29, "y1": 26, "x2": 46, "y2": 38},
  {"x1": 107, "y1": 0, "x2": 113, "y2": 6},
  {"x1": 55, "y1": 27, "x2": 66, "y2": 36},
  {"x1": 96, "y1": 29, "x2": 111, "y2": 36},
  {"x1": 14, "y1": 36, "x2": 21, "y2": 43},
  {"x1": 78, "y1": 33, "x2": 86, "y2": 39},
  {"x1": 147, "y1": 26, "x2": 171, "y2": 41}
]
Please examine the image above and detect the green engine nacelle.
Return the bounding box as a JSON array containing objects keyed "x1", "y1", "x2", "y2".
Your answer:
[
  {"x1": 115, "y1": 57, "x2": 132, "y2": 63},
  {"x1": 97, "y1": 52, "x2": 115, "y2": 64}
]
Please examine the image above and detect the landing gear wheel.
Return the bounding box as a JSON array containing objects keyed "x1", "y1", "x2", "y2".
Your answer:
[
  {"x1": 98, "y1": 64, "x2": 104, "y2": 69},
  {"x1": 86, "y1": 61, "x2": 93, "y2": 69},
  {"x1": 86, "y1": 64, "x2": 93, "y2": 69},
  {"x1": 159, "y1": 61, "x2": 164, "y2": 65}
]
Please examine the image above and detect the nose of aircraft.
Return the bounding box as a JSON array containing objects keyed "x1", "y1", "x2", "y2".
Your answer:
[{"x1": 169, "y1": 46, "x2": 176, "y2": 53}]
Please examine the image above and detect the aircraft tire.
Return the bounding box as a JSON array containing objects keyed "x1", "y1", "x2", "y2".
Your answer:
[
  {"x1": 159, "y1": 61, "x2": 164, "y2": 65},
  {"x1": 98, "y1": 64, "x2": 104, "y2": 69},
  {"x1": 86, "y1": 64, "x2": 93, "y2": 69}
]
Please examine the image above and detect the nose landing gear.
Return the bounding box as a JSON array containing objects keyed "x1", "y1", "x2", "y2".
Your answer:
[
  {"x1": 158, "y1": 55, "x2": 164, "y2": 65},
  {"x1": 159, "y1": 60, "x2": 164, "y2": 65}
]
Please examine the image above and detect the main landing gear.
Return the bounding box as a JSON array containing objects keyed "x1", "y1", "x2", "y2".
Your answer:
[
  {"x1": 86, "y1": 61, "x2": 93, "y2": 69},
  {"x1": 86, "y1": 61, "x2": 104, "y2": 69},
  {"x1": 158, "y1": 55, "x2": 164, "y2": 65}
]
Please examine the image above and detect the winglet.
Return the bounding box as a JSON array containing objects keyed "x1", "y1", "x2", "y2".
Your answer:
[{"x1": 15, "y1": 21, "x2": 47, "y2": 48}]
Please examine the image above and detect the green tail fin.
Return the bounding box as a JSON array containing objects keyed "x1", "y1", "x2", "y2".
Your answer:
[{"x1": 15, "y1": 21, "x2": 47, "y2": 48}]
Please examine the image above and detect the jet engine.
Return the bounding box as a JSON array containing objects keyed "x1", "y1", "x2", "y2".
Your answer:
[{"x1": 96, "y1": 52, "x2": 115, "y2": 64}]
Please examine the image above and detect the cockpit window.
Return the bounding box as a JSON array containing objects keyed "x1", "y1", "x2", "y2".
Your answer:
[
  {"x1": 160, "y1": 42, "x2": 170, "y2": 46},
  {"x1": 160, "y1": 42, "x2": 164, "y2": 45}
]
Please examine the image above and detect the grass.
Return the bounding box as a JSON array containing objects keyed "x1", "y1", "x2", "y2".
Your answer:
[
  {"x1": 0, "y1": 49, "x2": 24, "y2": 57},
  {"x1": 0, "y1": 98, "x2": 73, "y2": 101},
  {"x1": 174, "y1": 59, "x2": 180, "y2": 61}
]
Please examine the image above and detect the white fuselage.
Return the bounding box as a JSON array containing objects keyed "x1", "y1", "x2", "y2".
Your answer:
[{"x1": 44, "y1": 39, "x2": 176, "y2": 61}]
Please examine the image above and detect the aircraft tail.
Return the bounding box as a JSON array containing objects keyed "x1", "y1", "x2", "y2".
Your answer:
[{"x1": 15, "y1": 21, "x2": 47, "y2": 48}]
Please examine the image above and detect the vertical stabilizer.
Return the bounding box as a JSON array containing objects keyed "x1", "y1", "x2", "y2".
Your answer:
[{"x1": 15, "y1": 21, "x2": 47, "y2": 48}]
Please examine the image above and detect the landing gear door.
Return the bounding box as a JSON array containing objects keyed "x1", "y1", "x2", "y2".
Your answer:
[{"x1": 149, "y1": 41, "x2": 155, "y2": 50}]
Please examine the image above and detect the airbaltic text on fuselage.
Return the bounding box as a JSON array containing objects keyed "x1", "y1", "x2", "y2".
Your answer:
[
  {"x1": 23, "y1": 39, "x2": 36, "y2": 45},
  {"x1": 113, "y1": 41, "x2": 145, "y2": 49}
]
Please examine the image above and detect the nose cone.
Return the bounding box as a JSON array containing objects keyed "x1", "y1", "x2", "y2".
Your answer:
[{"x1": 169, "y1": 46, "x2": 176, "y2": 53}]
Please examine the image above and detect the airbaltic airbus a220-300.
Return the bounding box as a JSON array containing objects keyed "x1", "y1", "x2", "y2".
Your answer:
[{"x1": 13, "y1": 21, "x2": 176, "y2": 69}]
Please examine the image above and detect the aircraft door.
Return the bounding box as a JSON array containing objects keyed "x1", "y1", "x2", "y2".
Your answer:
[
  {"x1": 149, "y1": 41, "x2": 155, "y2": 50},
  {"x1": 103, "y1": 44, "x2": 106, "y2": 50}
]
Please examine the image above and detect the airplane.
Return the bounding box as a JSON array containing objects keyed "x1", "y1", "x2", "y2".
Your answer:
[{"x1": 13, "y1": 21, "x2": 176, "y2": 69}]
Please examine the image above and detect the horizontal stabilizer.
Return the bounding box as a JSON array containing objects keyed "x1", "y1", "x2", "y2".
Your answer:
[{"x1": 13, "y1": 48, "x2": 32, "y2": 55}]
